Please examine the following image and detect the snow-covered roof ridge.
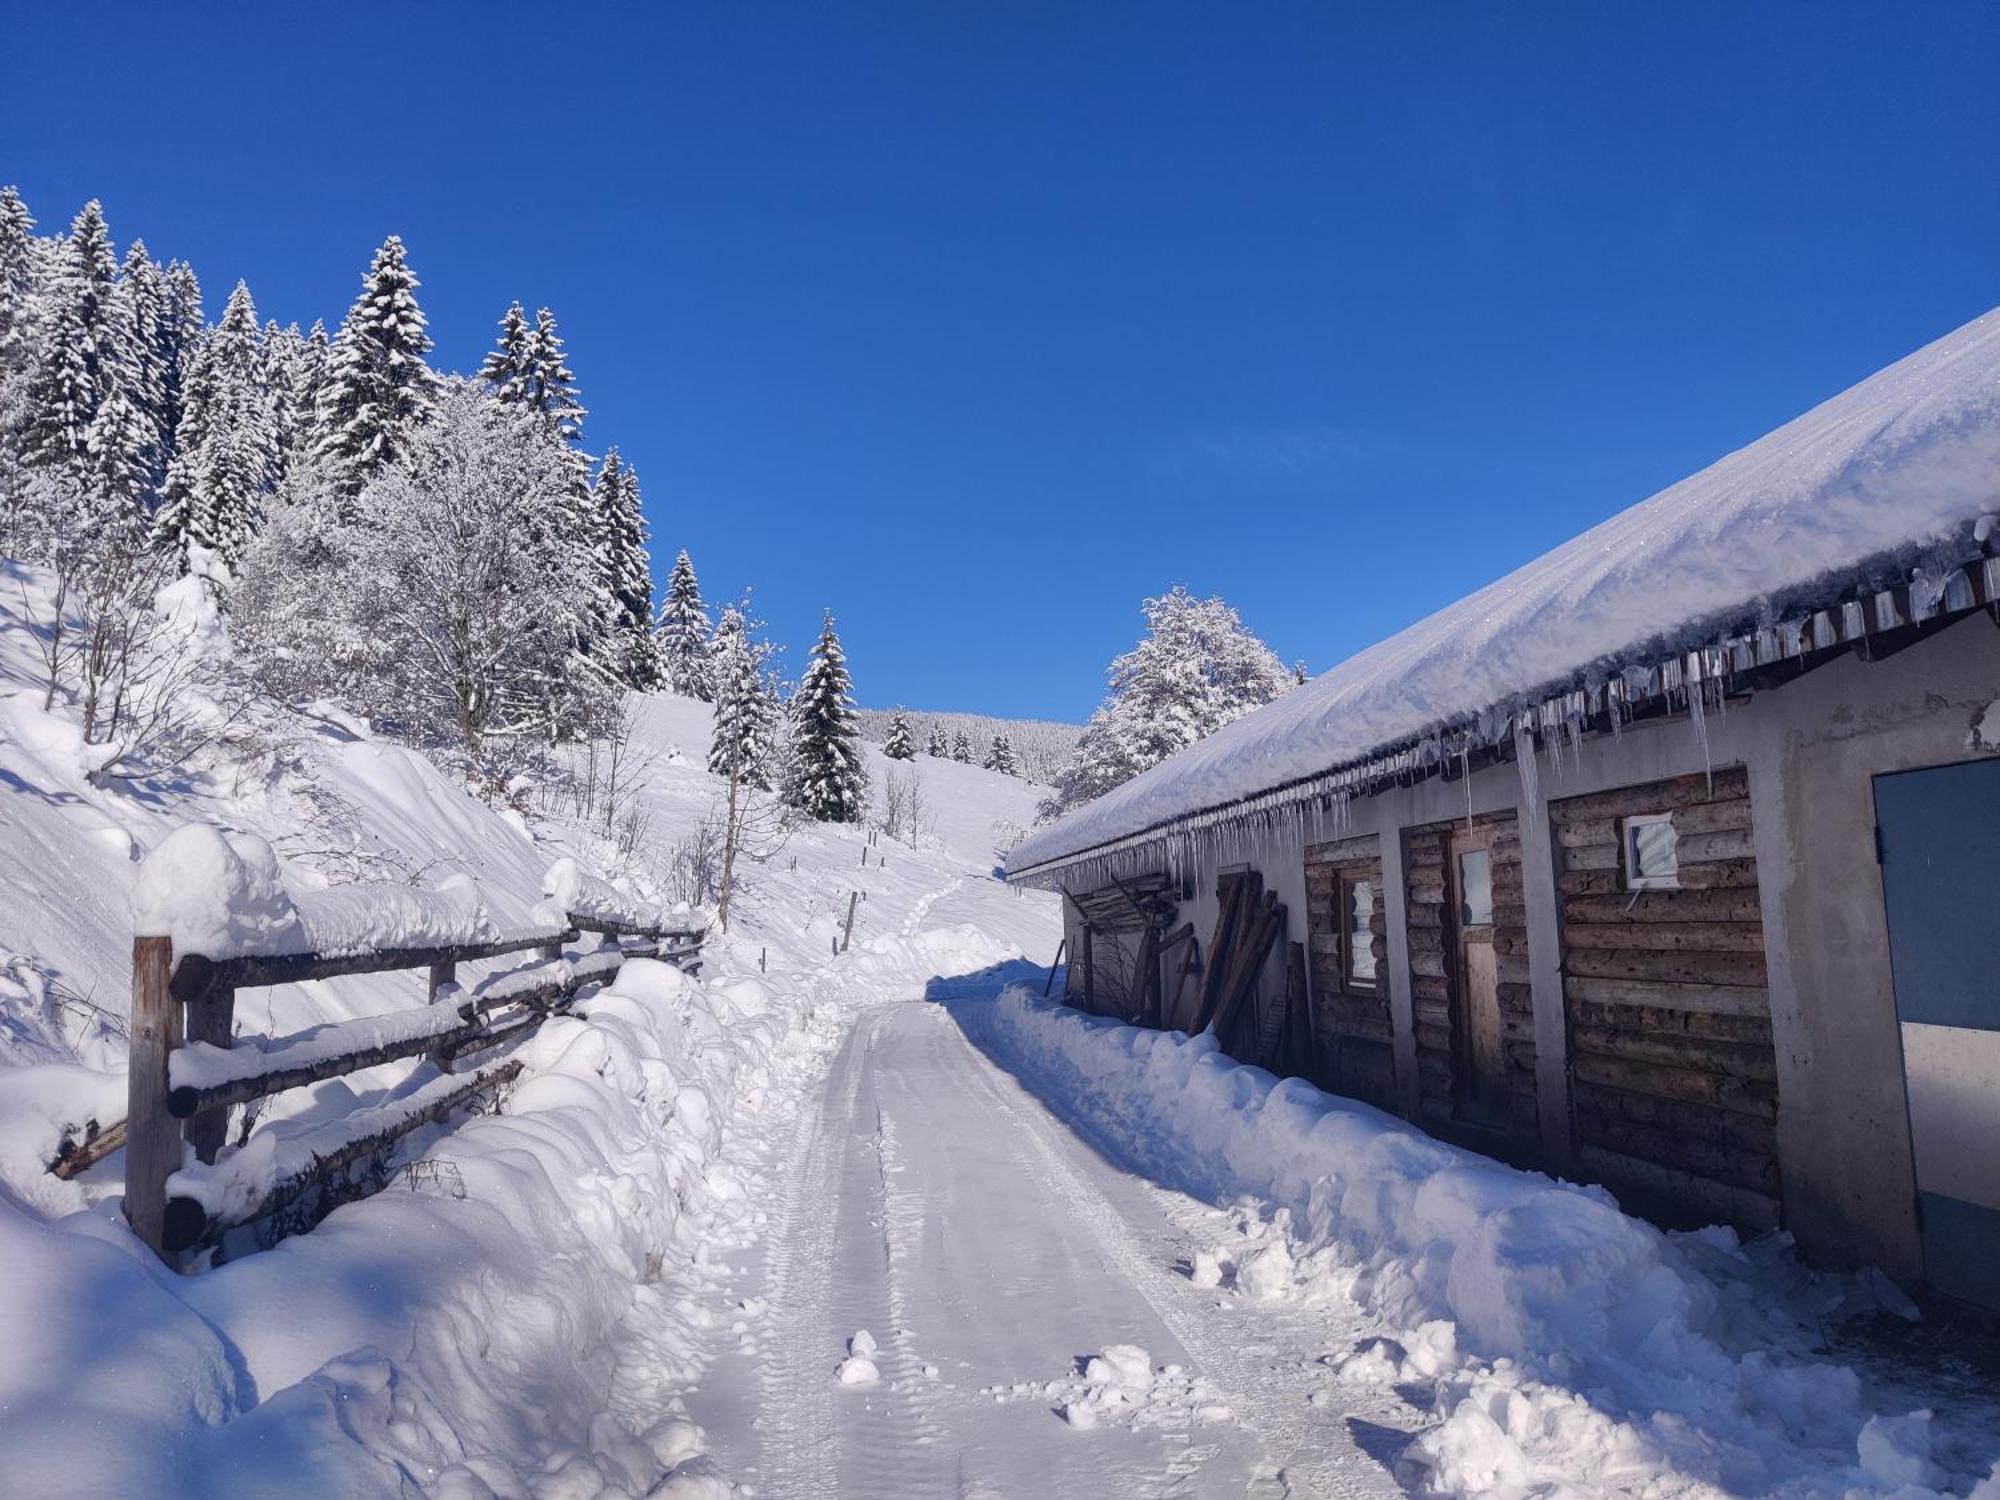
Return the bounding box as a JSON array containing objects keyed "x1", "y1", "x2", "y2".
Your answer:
[{"x1": 1011, "y1": 306, "x2": 2000, "y2": 876}]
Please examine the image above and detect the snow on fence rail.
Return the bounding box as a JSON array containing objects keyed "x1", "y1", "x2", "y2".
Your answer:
[{"x1": 115, "y1": 825, "x2": 705, "y2": 1265}]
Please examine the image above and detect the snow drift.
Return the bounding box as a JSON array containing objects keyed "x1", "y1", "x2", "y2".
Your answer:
[{"x1": 958, "y1": 986, "x2": 2000, "y2": 1499}]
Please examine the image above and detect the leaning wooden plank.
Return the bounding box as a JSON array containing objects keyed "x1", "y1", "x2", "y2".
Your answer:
[
  {"x1": 1209, "y1": 895, "x2": 1281, "y2": 1046},
  {"x1": 162, "y1": 1059, "x2": 523, "y2": 1254}
]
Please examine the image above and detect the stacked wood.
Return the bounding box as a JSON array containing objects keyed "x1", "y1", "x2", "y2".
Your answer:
[
  {"x1": 1402, "y1": 812, "x2": 1539, "y2": 1151},
  {"x1": 1063, "y1": 875, "x2": 1178, "y2": 934},
  {"x1": 1302, "y1": 834, "x2": 1396, "y2": 1110},
  {"x1": 1062, "y1": 874, "x2": 1178, "y2": 1020},
  {"x1": 1190, "y1": 872, "x2": 1285, "y2": 1061},
  {"x1": 1551, "y1": 766, "x2": 1780, "y2": 1232}
]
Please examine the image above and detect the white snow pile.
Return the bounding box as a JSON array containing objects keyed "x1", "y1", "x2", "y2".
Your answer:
[
  {"x1": 0, "y1": 955, "x2": 819, "y2": 1496},
  {"x1": 131, "y1": 823, "x2": 556, "y2": 961},
  {"x1": 959, "y1": 986, "x2": 2000, "y2": 1499},
  {"x1": 1013, "y1": 306, "x2": 2000, "y2": 872},
  {"x1": 544, "y1": 854, "x2": 699, "y2": 933},
  {"x1": 836, "y1": 1328, "x2": 882, "y2": 1385},
  {"x1": 980, "y1": 1343, "x2": 1234, "y2": 1434}
]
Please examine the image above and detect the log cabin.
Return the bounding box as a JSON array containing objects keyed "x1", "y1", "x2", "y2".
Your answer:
[{"x1": 1008, "y1": 307, "x2": 2000, "y2": 1311}]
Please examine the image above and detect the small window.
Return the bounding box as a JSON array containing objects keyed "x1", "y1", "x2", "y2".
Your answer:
[
  {"x1": 1623, "y1": 814, "x2": 1680, "y2": 890},
  {"x1": 1458, "y1": 849, "x2": 1494, "y2": 927},
  {"x1": 1343, "y1": 876, "x2": 1377, "y2": 990}
]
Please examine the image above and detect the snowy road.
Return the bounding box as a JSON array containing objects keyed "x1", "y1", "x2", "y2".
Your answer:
[{"x1": 693, "y1": 996, "x2": 1416, "y2": 1498}]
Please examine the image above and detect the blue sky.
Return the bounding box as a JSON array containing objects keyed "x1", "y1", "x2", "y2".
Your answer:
[{"x1": 4, "y1": 4, "x2": 1995, "y2": 722}]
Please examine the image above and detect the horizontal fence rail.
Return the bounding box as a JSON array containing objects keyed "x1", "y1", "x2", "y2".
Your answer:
[{"x1": 111, "y1": 856, "x2": 705, "y2": 1267}]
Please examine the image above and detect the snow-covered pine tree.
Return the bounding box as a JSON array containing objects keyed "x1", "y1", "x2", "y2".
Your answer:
[
  {"x1": 951, "y1": 729, "x2": 973, "y2": 763},
  {"x1": 261, "y1": 320, "x2": 307, "y2": 485},
  {"x1": 593, "y1": 449, "x2": 665, "y2": 690},
  {"x1": 478, "y1": 301, "x2": 533, "y2": 404},
  {"x1": 106, "y1": 243, "x2": 169, "y2": 506},
  {"x1": 523, "y1": 306, "x2": 586, "y2": 444},
  {"x1": 1039, "y1": 584, "x2": 1291, "y2": 820},
  {"x1": 0, "y1": 186, "x2": 37, "y2": 524},
  {"x1": 984, "y1": 733, "x2": 1017, "y2": 776},
  {"x1": 785, "y1": 613, "x2": 866, "y2": 823},
  {"x1": 656, "y1": 549, "x2": 715, "y2": 700},
  {"x1": 158, "y1": 281, "x2": 274, "y2": 570},
  {"x1": 313, "y1": 235, "x2": 437, "y2": 494},
  {"x1": 292, "y1": 319, "x2": 328, "y2": 458},
  {"x1": 22, "y1": 200, "x2": 120, "y2": 469},
  {"x1": 925, "y1": 722, "x2": 949, "y2": 758},
  {"x1": 882, "y1": 708, "x2": 916, "y2": 760},
  {"x1": 154, "y1": 260, "x2": 204, "y2": 479},
  {"x1": 0, "y1": 187, "x2": 37, "y2": 381},
  {"x1": 708, "y1": 606, "x2": 774, "y2": 790}
]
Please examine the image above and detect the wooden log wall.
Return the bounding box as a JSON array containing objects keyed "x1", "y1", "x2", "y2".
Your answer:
[
  {"x1": 1403, "y1": 812, "x2": 1540, "y2": 1157},
  {"x1": 1551, "y1": 766, "x2": 1782, "y2": 1232},
  {"x1": 1302, "y1": 834, "x2": 1397, "y2": 1110}
]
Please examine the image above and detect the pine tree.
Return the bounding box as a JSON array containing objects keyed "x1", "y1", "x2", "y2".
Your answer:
[
  {"x1": 158, "y1": 281, "x2": 274, "y2": 569},
  {"x1": 107, "y1": 242, "x2": 169, "y2": 505},
  {"x1": 785, "y1": 613, "x2": 866, "y2": 823},
  {"x1": 984, "y1": 733, "x2": 1017, "y2": 776},
  {"x1": 0, "y1": 187, "x2": 36, "y2": 377},
  {"x1": 155, "y1": 260, "x2": 204, "y2": 479},
  {"x1": 657, "y1": 549, "x2": 715, "y2": 700},
  {"x1": 478, "y1": 300, "x2": 533, "y2": 403},
  {"x1": 925, "y1": 722, "x2": 949, "y2": 758},
  {"x1": 261, "y1": 320, "x2": 307, "y2": 481},
  {"x1": 23, "y1": 200, "x2": 120, "y2": 468},
  {"x1": 594, "y1": 449, "x2": 665, "y2": 689},
  {"x1": 708, "y1": 607, "x2": 773, "y2": 790},
  {"x1": 522, "y1": 306, "x2": 585, "y2": 444},
  {"x1": 313, "y1": 235, "x2": 437, "y2": 493},
  {"x1": 951, "y1": 729, "x2": 973, "y2": 763},
  {"x1": 882, "y1": 708, "x2": 916, "y2": 760}
]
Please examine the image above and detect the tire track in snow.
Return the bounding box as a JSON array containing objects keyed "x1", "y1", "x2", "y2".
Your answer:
[{"x1": 931, "y1": 1004, "x2": 1412, "y2": 1498}]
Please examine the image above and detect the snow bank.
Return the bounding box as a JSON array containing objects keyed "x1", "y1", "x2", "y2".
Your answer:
[
  {"x1": 0, "y1": 946, "x2": 821, "y2": 1495},
  {"x1": 1014, "y1": 306, "x2": 2000, "y2": 872},
  {"x1": 545, "y1": 854, "x2": 683, "y2": 932},
  {"x1": 959, "y1": 986, "x2": 2000, "y2": 1498},
  {"x1": 130, "y1": 823, "x2": 563, "y2": 960}
]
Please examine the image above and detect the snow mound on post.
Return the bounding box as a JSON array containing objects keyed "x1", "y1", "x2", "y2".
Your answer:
[
  {"x1": 960, "y1": 986, "x2": 2000, "y2": 1498},
  {"x1": 543, "y1": 856, "x2": 662, "y2": 930},
  {"x1": 1012, "y1": 306, "x2": 2000, "y2": 873},
  {"x1": 132, "y1": 824, "x2": 509, "y2": 961},
  {"x1": 132, "y1": 827, "x2": 305, "y2": 959}
]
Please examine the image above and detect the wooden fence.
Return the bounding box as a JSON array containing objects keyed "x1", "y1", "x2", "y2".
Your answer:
[{"x1": 110, "y1": 876, "x2": 703, "y2": 1267}]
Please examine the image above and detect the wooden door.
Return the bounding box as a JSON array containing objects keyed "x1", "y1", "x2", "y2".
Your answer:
[{"x1": 1447, "y1": 824, "x2": 1506, "y2": 1120}]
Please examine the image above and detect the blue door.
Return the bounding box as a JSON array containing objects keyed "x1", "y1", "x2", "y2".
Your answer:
[{"x1": 1874, "y1": 758, "x2": 2000, "y2": 1310}]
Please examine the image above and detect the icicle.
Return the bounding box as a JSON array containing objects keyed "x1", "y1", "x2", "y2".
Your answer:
[
  {"x1": 1462, "y1": 746, "x2": 1474, "y2": 833},
  {"x1": 1690, "y1": 665, "x2": 1713, "y2": 796},
  {"x1": 1514, "y1": 716, "x2": 1541, "y2": 820}
]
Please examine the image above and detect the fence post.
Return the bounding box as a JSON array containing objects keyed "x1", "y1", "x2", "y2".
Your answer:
[
  {"x1": 182, "y1": 981, "x2": 236, "y2": 1163},
  {"x1": 428, "y1": 958, "x2": 457, "y2": 1001},
  {"x1": 125, "y1": 935, "x2": 180, "y2": 1261},
  {"x1": 841, "y1": 890, "x2": 858, "y2": 953}
]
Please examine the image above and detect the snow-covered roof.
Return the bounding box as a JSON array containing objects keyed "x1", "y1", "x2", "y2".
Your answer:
[{"x1": 1010, "y1": 306, "x2": 2000, "y2": 879}]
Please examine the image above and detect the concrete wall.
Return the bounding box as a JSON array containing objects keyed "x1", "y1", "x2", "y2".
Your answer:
[{"x1": 1039, "y1": 611, "x2": 2000, "y2": 1281}]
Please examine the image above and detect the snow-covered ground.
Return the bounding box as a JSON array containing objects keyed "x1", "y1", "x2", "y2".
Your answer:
[{"x1": 0, "y1": 562, "x2": 1061, "y2": 1495}]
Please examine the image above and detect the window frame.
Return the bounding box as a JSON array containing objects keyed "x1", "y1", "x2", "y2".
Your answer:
[
  {"x1": 1336, "y1": 869, "x2": 1380, "y2": 995},
  {"x1": 1621, "y1": 812, "x2": 1682, "y2": 891}
]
